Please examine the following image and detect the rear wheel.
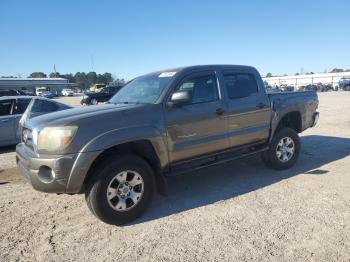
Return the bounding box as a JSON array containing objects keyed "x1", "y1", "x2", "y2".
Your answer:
[
  {"x1": 262, "y1": 127, "x2": 300, "y2": 170},
  {"x1": 85, "y1": 155, "x2": 155, "y2": 225}
]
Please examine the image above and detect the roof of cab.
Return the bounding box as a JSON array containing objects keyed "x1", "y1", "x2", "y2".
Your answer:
[{"x1": 146, "y1": 64, "x2": 257, "y2": 77}]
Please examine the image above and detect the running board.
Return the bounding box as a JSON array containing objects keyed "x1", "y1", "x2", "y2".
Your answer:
[{"x1": 166, "y1": 146, "x2": 269, "y2": 177}]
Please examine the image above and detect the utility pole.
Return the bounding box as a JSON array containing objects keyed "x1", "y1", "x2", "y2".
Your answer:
[
  {"x1": 90, "y1": 55, "x2": 94, "y2": 72},
  {"x1": 53, "y1": 64, "x2": 57, "y2": 77}
]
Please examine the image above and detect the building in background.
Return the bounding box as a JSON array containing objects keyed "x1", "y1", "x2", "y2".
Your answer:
[
  {"x1": 0, "y1": 78, "x2": 78, "y2": 93},
  {"x1": 263, "y1": 72, "x2": 350, "y2": 89}
]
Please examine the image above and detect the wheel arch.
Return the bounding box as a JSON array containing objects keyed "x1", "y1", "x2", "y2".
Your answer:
[
  {"x1": 82, "y1": 139, "x2": 167, "y2": 195},
  {"x1": 270, "y1": 110, "x2": 302, "y2": 141}
]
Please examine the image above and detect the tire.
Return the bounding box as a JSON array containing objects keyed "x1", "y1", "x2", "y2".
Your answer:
[
  {"x1": 85, "y1": 155, "x2": 155, "y2": 225},
  {"x1": 262, "y1": 127, "x2": 300, "y2": 170},
  {"x1": 90, "y1": 98, "x2": 98, "y2": 105}
]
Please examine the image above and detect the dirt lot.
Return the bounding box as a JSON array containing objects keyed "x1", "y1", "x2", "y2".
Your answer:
[{"x1": 0, "y1": 92, "x2": 350, "y2": 261}]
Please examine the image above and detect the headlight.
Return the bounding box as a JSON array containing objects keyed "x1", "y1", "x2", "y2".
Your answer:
[{"x1": 37, "y1": 126, "x2": 78, "y2": 152}]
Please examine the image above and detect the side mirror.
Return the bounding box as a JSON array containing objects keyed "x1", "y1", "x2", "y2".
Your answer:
[{"x1": 168, "y1": 90, "x2": 191, "y2": 107}]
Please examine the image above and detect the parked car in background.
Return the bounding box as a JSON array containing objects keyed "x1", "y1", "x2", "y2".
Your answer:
[
  {"x1": 339, "y1": 78, "x2": 350, "y2": 91},
  {"x1": 0, "y1": 96, "x2": 71, "y2": 147},
  {"x1": 41, "y1": 91, "x2": 55, "y2": 99},
  {"x1": 298, "y1": 83, "x2": 333, "y2": 92},
  {"x1": 62, "y1": 88, "x2": 74, "y2": 96},
  {"x1": 0, "y1": 96, "x2": 33, "y2": 146},
  {"x1": 89, "y1": 83, "x2": 106, "y2": 92},
  {"x1": 35, "y1": 87, "x2": 48, "y2": 96},
  {"x1": 280, "y1": 85, "x2": 294, "y2": 92},
  {"x1": 81, "y1": 85, "x2": 123, "y2": 105},
  {"x1": 20, "y1": 89, "x2": 35, "y2": 96},
  {"x1": 54, "y1": 89, "x2": 62, "y2": 97}
]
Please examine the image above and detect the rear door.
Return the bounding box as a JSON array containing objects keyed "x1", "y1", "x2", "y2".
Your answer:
[
  {"x1": 0, "y1": 99, "x2": 15, "y2": 145},
  {"x1": 220, "y1": 70, "x2": 271, "y2": 148},
  {"x1": 164, "y1": 71, "x2": 229, "y2": 163}
]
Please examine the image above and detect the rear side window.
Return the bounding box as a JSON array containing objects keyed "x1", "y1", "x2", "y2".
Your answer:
[
  {"x1": 0, "y1": 99, "x2": 13, "y2": 116},
  {"x1": 177, "y1": 74, "x2": 218, "y2": 104},
  {"x1": 223, "y1": 73, "x2": 258, "y2": 99},
  {"x1": 14, "y1": 98, "x2": 32, "y2": 114},
  {"x1": 32, "y1": 100, "x2": 58, "y2": 113}
]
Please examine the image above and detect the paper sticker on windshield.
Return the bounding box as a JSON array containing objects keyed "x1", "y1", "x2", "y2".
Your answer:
[{"x1": 158, "y1": 72, "x2": 177, "y2": 78}]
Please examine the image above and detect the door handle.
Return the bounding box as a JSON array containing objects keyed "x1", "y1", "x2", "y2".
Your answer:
[
  {"x1": 1, "y1": 119, "x2": 9, "y2": 123},
  {"x1": 256, "y1": 102, "x2": 267, "y2": 109},
  {"x1": 215, "y1": 108, "x2": 225, "y2": 115}
]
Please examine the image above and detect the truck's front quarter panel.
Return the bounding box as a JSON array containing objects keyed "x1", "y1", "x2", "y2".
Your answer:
[{"x1": 16, "y1": 103, "x2": 168, "y2": 194}]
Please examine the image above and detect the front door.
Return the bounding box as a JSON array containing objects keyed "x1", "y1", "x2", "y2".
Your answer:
[
  {"x1": 0, "y1": 99, "x2": 15, "y2": 145},
  {"x1": 164, "y1": 71, "x2": 229, "y2": 163}
]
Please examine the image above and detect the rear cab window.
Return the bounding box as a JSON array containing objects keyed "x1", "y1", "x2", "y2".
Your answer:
[{"x1": 222, "y1": 72, "x2": 259, "y2": 99}]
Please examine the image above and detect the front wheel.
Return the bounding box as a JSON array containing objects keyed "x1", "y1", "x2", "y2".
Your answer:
[
  {"x1": 90, "y1": 98, "x2": 98, "y2": 105},
  {"x1": 262, "y1": 127, "x2": 300, "y2": 170},
  {"x1": 85, "y1": 155, "x2": 155, "y2": 225}
]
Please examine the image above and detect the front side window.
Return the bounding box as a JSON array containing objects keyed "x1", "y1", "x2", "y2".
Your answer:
[
  {"x1": 223, "y1": 73, "x2": 258, "y2": 99},
  {"x1": 0, "y1": 99, "x2": 13, "y2": 116},
  {"x1": 177, "y1": 74, "x2": 218, "y2": 104}
]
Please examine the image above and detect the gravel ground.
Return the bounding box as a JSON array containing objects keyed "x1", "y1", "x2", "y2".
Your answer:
[{"x1": 0, "y1": 92, "x2": 350, "y2": 261}]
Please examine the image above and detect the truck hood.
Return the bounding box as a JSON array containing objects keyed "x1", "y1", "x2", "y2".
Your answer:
[
  {"x1": 25, "y1": 102, "x2": 163, "y2": 154},
  {"x1": 27, "y1": 103, "x2": 143, "y2": 130}
]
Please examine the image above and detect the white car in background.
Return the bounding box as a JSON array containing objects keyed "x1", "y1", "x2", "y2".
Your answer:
[
  {"x1": 62, "y1": 88, "x2": 74, "y2": 96},
  {"x1": 35, "y1": 87, "x2": 47, "y2": 96}
]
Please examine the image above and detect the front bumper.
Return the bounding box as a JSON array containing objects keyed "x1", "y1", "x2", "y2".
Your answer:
[{"x1": 16, "y1": 143, "x2": 101, "y2": 194}]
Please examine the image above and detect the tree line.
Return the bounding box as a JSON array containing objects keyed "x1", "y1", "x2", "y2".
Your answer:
[{"x1": 24, "y1": 71, "x2": 125, "y2": 90}]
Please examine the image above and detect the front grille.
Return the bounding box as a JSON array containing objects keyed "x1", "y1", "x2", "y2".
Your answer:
[{"x1": 22, "y1": 128, "x2": 34, "y2": 150}]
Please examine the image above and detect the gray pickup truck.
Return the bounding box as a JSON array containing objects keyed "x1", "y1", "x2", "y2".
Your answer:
[{"x1": 16, "y1": 65, "x2": 319, "y2": 225}]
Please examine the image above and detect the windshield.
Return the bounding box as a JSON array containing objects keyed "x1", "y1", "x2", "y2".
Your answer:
[{"x1": 109, "y1": 73, "x2": 175, "y2": 104}]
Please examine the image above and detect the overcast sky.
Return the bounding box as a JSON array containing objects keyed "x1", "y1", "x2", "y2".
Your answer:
[{"x1": 1, "y1": 0, "x2": 349, "y2": 79}]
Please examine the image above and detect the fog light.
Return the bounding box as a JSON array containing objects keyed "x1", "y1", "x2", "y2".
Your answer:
[{"x1": 38, "y1": 166, "x2": 55, "y2": 183}]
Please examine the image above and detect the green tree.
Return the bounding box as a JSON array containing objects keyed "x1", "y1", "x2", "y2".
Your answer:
[
  {"x1": 74, "y1": 72, "x2": 88, "y2": 90},
  {"x1": 49, "y1": 72, "x2": 62, "y2": 78},
  {"x1": 61, "y1": 73, "x2": 75, "y2": 83},
  {"x1": 266, "y1": 73, "x2": 272, "y2": 77},
  {"x1": 113, "y1": 78, "x2": 125, "y2": 86},
  {"x1": 86, "y1": 71, "x2": 98, "y2": 87},
  {"x1": 28, "y1": 72, "x2": 47, "y2": 78}
]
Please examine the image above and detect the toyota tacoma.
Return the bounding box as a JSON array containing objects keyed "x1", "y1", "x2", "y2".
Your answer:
[{"x1": 16, "y1": 65, "x2": 319, "y2": 225}]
